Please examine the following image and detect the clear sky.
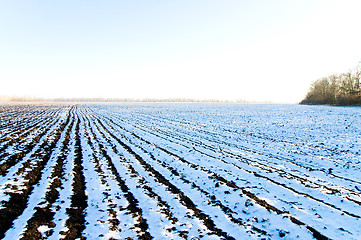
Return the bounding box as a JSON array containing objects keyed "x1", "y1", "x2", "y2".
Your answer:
[{"x1": 1, "y1": 0, "x2": 361, "y2": 103}]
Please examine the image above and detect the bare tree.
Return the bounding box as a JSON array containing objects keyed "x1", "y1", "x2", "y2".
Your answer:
[{"x1": 300, "y1": 65, "x2": 361, "y2": 105}]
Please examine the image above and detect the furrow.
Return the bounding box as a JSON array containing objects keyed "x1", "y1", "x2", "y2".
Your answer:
[
  {"x1": 95, "y1": 116, "x2": 234, "y2": 240},
  {"x1": 100, "y1": 112, "x2": 337, "y2": 240},
  {"x1": 62, "y1": 109, "x2": 88, "y2": 240},
  {"x1": 0, "y1": 107, "x2": 72, "y2": 239},
  {"x1": 116, "y1": 112, "x2": 361, "y2": 218},
  {"x1": 80, "y1": 112, "x2": 142, "y2": 239}
]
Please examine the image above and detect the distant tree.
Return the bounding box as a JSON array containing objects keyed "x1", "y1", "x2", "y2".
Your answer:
[
  {"x1": 337, "y1": 69, "x2": 361, "y2": 105},
  {"x1": 340, "y1": 71, "x2": 359, "y2": 95},
  {"x1": 300, "y1": 77, "x2": 336, "y2": 105},
  {"x1": 328, "y1": 74, "x2": 339, "y2": 104},
  {"x1": 300, "y1": 66, "x2": 361, "y2": 106}
]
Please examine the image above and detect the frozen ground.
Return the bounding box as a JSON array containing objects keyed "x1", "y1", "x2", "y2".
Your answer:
[{"x1": 0, "y1": 103, "x2": 360, "y2": 239}]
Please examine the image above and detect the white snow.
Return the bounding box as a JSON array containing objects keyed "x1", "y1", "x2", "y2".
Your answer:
[{"x1": 1, "y1": 104, "x2": 360, "y2": 239}]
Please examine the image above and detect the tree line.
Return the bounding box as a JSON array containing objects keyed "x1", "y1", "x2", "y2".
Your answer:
[{"x1": 300, "y1": 67, "x2": 361, "y2": 105}]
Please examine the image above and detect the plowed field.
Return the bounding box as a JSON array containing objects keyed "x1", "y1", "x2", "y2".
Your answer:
[{"x1": 0, "y1": 103, "x2": 360, "y2": 239}]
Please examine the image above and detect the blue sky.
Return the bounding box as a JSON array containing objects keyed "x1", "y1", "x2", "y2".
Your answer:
[{"x1": 1, "y1": 1, "x2": 361, "y2": 102}]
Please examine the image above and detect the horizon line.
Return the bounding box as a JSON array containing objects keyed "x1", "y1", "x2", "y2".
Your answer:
[{"x1": 0, "y1": 96, "x2": 280, "y2": 104}]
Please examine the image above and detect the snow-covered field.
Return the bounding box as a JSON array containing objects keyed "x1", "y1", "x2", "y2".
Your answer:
[{"x1": 0, "y1": 103, "x2": 360, "y2": 239}]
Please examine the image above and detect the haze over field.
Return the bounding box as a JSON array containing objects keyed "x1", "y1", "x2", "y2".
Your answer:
[{"x1": 1, "y1": 1, "x2": 361, "y2": 103}]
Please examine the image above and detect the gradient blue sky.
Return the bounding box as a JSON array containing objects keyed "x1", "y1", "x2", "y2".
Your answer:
[{"x1": 1, "y1": 1, "x2": 361, "y2": 103}]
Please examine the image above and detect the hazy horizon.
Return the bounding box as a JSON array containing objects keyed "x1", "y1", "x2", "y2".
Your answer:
[
  {"x1": 0, "y1": 95, "x2": 273, "y2": 104},
  {"x1": 1, "y1": 1, "x2": 361, "y2": 103}
]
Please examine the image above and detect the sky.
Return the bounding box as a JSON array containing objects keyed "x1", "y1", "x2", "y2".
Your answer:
[{"x1": 1, "y1": 0, "x2": 361, "y2": 103}]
